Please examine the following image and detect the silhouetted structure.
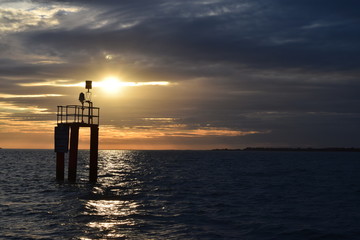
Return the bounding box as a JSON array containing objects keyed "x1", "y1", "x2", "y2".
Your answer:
[{"x1": 54, "y1": 80, "x2": 100, "y2": 182}]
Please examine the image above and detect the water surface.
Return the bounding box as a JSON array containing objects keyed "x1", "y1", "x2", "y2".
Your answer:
[{"x1": 1, "y1": 150, "x2": 360, "y2": 239}]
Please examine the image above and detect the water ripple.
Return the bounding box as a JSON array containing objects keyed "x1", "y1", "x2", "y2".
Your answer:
[{"x1": 1, "y1": 150, "x2": 360, "y2": 239}]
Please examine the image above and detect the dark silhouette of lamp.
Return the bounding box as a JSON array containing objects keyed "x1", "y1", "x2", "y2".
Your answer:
[
  {"x1": 78, "y1": 80, "x2": 92, "y2": 123},
  {"x1": 79, "y1": 92, "x2": 85, "y2": 123},
  {"x1": 79, "y1": 92, "x2": 85, "y2": 104}
]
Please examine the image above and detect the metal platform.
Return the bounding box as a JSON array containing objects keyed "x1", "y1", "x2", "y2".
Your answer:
[{"x1": 57, "y1": 104, "x2": 100, "y2": 126}]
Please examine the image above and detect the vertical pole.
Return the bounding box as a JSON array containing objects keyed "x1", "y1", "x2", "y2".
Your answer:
[
  {"x1": 89, "y1": 126, "x2": 99, "y2": 182},
  {"x1": 68, "y1": 125, "x2": 79, "y2": 182},
  {"x1": 56, "y1": 152, "x2": 65, "y2": 181}
]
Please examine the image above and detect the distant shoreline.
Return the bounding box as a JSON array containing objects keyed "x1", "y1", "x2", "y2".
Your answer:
[
  {"x1": 212, "y1": 147, "x2": 360, "y2": 152},
  {"x1": 1, "y1": 147, "x2": 360, "y2": 152}
]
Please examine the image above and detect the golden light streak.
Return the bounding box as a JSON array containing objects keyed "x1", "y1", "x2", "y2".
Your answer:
[
  {"x1": 18, "y1": 80, "x2": 83, "y2": 87},
  {"x1": 0, "y1": 102, "x2": 50, "y2": 113},
  {"x1": 95, "y1": 77, "x2": 170, "y2": 93},
  {"x1": 100, "y1": 125, "x2": 267, "y2": 139},
  {"x1": 119, "y1": 81, "x2": 170, "y2": 86},
  {"x1": 142, "y1": 118, "x2": 179, "y2": 122},
  {"x1": 0, "y1": 101, "x2": 56, "y2": 118},
  {"x1": 0, "y1": 119, "x2": 55, "y2": 134},
  {"x1": 18, "y1": 80, "x2": 170, "y2": 88},
  {"x1": 0, "y1": 93, "x2": 63, "y2": 98}
]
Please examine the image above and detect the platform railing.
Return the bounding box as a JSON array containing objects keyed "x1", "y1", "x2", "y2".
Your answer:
[{"x1": 57, "y1": 105, "x2": 100, "y2": 125}]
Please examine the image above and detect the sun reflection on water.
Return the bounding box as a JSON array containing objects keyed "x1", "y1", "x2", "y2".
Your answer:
[
  {"x1": 82, "y1": 150, "x2": 144, "y2": 239},
  {"x1": 85, "y1": 200, "x2": 139, "y2": 217},
  {"x1": 84, "y1": 200, "x2": 138, "y2": 237}
]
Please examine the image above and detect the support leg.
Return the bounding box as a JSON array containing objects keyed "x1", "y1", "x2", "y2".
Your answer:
[
  {"x1": 56, "y1": 152, "x2": 65, "y2": 181},
  {"x1": 89, "y1": 126, "x2": 99, "y2": 182},
  {"x1": 68, "y1": 125, "x2": 79, "y2": 182}
]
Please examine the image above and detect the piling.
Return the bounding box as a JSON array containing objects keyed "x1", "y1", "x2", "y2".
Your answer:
[
  {"x1": 68, "y1": 125, "x2": 80, "y2": 182},
  {"x1": 89, "y1": 126, "x2": 99, "y2": 182},
  {"x1": 56, "y1": 152, "x2": 65, "y2": 181},
  {"x1": 54, "y1": 124, "x2": 69, "y2": 181}
]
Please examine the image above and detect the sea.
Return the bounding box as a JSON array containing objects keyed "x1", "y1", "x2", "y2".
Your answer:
[{"x1": 1, "y1": 149, "x2": 360, "y2": 240}]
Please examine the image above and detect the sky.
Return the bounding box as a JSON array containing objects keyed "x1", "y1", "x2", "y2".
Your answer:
[{"x1": 0, "y1": 0, "x2": 360, "y2": 149}]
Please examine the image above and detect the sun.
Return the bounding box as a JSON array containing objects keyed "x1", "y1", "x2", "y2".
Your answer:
[{"x1": 99, "y1": 76, "x2": 122, "y2": 93}]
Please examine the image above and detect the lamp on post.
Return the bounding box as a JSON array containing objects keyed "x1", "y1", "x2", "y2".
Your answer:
[
  {"x1": 85, "y1": 80, "x2": 93, "y2": 124},
  {"x1": 85, "y1": 80, "x2": 92, "y2": 102}
]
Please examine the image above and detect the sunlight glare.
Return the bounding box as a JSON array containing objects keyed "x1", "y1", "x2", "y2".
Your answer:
[{"x1": 100, "y1": 77, "x2": 122, "y2": 94}]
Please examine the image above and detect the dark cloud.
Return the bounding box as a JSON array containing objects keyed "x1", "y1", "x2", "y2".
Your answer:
[{"x1": 23, "y1": 0, "x2": 360, "y2": 73}]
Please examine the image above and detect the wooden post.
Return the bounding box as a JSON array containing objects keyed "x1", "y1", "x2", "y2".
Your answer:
[
  {"x1": 89, "y1": 126, "x2": 99, "y2": 182},
  {"x1": 56, "y1": 152, "x2": 65, "y2": 181},
  {"x1": 68, "y1": 125, "x2": 79, "y2": 182}
]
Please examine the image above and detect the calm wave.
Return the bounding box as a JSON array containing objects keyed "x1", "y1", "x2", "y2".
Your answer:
[{"x1": 1, "y1": 149, "x2": 360, "y2": 239}]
